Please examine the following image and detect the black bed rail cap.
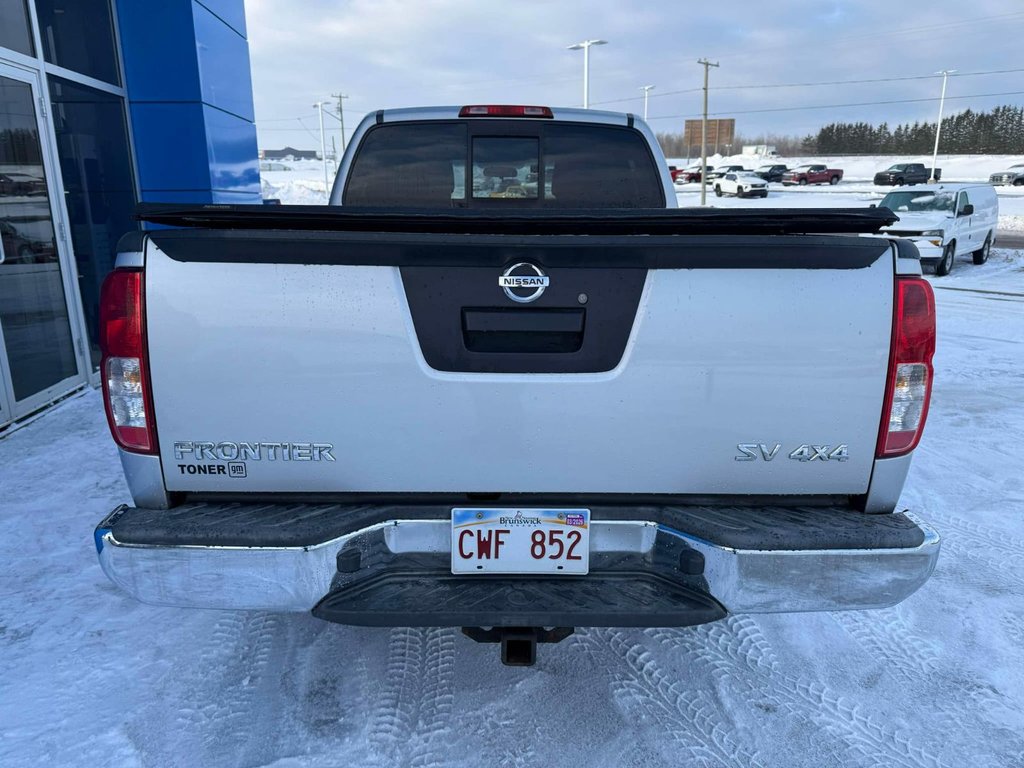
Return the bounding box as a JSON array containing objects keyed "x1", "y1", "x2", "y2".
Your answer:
[{"x1": 136, "y1": 203, "x2": 899, "y2": 236}]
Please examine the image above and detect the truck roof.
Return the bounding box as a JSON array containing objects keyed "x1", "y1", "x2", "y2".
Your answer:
[{"x1": 374, "y1": 105, "x2": 635, "y2": 127}]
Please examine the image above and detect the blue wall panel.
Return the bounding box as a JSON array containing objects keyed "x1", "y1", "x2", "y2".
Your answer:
[
  {"x1": 128, "y1": 103, "x2": 211, "y2": 192},
  {"x1": 204, "y1": 105, "x2": 261, "y2": 193},
  {"x1": 196, "y1": 0, "x2": 247, "y2": 37},
  {"x1": 114, "y1": 0, "x2": 261, "y2": 205},
  {"x1": 193, "y1": 2, "x2": 255, "y2": 121},
  {"x1": 116, "y1": 2, "x2": 200, "y2": 103}
]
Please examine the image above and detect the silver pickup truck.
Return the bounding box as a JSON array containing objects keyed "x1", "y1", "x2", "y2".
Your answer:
[{"x1": 94, "y1": 105, "x2": 939, "y2": 665}]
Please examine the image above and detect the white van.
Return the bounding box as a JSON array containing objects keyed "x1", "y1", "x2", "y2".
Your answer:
[{"x1": 877, "y1": 183, "x2": 999, "y2": 276}]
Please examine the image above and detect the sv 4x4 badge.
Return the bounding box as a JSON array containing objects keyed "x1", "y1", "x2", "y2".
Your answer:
[{"x1": 735, "y1": 443, "x2": 849, "y2": 462}]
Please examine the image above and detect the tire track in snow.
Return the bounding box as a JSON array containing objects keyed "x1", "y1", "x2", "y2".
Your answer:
[
  {"x1": 367, "y1": 627, "x2": 456, "y2": 768},
  {"x1": 368, "y1": 627, "x2": 424, "y2": 765},
  {"x1": 1002, "y1": 612, "x2": 1024, "y2": 647},
  {"x1": 408, "y1": 628, "x2": 456, "y2": 768},
  {"x1": 830, "y1": 608, "x2": 1014, "y2": 760},
  {"x1": 580, "y1": 628, "x2": 767, "y2": 768},
  {"x1": 928, "y1": 511, "x2": 1024, "y2": 584},
  {"x1": 166, "y1": 613, "x2": 288, "y2": 768},
  {"x1": 650, "y1": 617, "x2": 950, "y2": 768},
  {"x1": 830, "y1": 608, "x2": 941, "y2": 688}
]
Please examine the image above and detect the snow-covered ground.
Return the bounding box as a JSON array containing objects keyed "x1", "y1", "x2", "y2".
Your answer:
[
  {"x1": 2, "y1": 241, "x2": 1023, "y2": 763},
  {"x1": 7, "y1": 145, "x2": 1024, "y2": 763}
]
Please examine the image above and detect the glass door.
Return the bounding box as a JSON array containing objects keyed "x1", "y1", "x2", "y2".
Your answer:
[{"x1": 0, "y1": 62, "x2": 84, "y2": 424}]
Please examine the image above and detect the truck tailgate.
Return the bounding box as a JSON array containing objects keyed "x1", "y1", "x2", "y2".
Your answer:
[{"x1": 143, "y1": 229, "x2": 894, "y2": 495}]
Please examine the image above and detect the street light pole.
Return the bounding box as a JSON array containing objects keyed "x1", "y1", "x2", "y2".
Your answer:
[
  {"x1": 567, "y1": 39, "x2": 607, "y2": 108},
  {"x1": 640, "y1": 84, "x2": 655, "y2": 120},
  {"x1": 332, "y1": 92, "x2": 349, "y2": 153},
  {"x1": 313, "y1": 100, "x2": 329, "y2": 193},
  {"x1": 697, "y1": 58, "x2": 719, "y2": 206},
  {"x1": 930, "y1": 70, "x2": 956, "y2": 183}
]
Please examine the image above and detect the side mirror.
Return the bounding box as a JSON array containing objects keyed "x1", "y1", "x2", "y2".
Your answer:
[{"x1": 960, "y1": 204, "x2": 974, "y2": 216}]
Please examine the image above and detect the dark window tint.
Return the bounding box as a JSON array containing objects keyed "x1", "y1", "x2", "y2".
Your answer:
[
  {"x1": 48, "y1": 76, "x2": 137, "y2": 368},
  {"x1": 472, "y1": 137, "x2": 538, "y2": 199},
  {"x1": 344, "y1": 120, "x2": 663, "y2": 208},
  {"x1": 345, "y1": 123, "x2": 467, "y2": 206},
  {"x1": 0, "y1": 0, "x2": 34, "y2": 56},
  {"x1": 543, "y1": 124, "x2": 663, "y2": 208},
  {"x1": 36, "y1": 0, "x2": 120, "y2": 85}
]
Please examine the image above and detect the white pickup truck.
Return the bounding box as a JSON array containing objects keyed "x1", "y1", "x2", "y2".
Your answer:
[{"x1": 94, "y1": 105, "x2": 939, "y2": 665}]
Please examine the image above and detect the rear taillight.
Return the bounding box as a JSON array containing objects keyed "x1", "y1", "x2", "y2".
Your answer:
[
  {"x1": 99, "y1": 268, "x2": 157, "y2": 454},
  {"x1": 876, "y1": 276, "x2": 935, "y2": 458},
  {"x1": 459, "y1": 105, "x2": 554, "y2": 118}
]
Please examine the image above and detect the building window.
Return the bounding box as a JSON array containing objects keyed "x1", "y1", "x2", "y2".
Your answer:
[
  {"x1": 0, "y1": 74, "x2": 78, "y2": 401},
  {"x1": 0, "y1": 0, "x2": 34, "y2": 56},
  {"x1": 35, "y1": 0, "x2": 120, "y2": 85},
  {"x1": 48, "y1": 75, "x2": 137, "y2": 367}
]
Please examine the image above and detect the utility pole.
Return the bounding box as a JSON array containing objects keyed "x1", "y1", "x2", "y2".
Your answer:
[
  {"x1": 567, "y1": 39, "x2": 608, "y2": 108},
  {"x1": 313, "y1": 100, "x2": 329, "y2": 193},
  {"x1": 930, "y1": 70, "x2": 956, "y2": 183},
  {"x1": 332, "y1": 92, "x2": 349, "y2": 153},
  {"x1": 697, "y1": 58, "x2": 719, "y2": 206},
  {"x1": 640, "y1": 84, "x2": 655, "y2": 120}
]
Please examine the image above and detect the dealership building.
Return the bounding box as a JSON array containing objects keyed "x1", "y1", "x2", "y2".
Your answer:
[{"x1": 0, "y1": 0, "x2": 260, "y2": 429}]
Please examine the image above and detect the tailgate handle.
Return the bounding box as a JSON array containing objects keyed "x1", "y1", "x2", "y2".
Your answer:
[{"x1": 462, "y1": 308, "x2": 584, "y2": 353}]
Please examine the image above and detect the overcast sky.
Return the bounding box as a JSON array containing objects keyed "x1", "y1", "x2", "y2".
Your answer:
[{"x1": 245, "y1": 0, "x2": 1024, "y2": 152}]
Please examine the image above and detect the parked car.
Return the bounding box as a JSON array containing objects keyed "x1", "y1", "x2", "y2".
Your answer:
[
  {"x1": 878, "y1": 183, "x2": 998, "y2": 276},
  {"x1": 681, "y1": 164, "x2": 713, "y2": 182},
  {"x1": 873, "y1": 163, "x2": 938, "y2": 186},
  {"x1": 989, "y1": 162, "x2": 1024, "y2": 186},
  {"x1": 714, "y1": 171, "x2": 768, "y2": 198},
  {"x1": 0, "y1": 172, "x2": 46, "y2": 197},
  {"x1": 0, "y1": 220, "x2": 56, "y2": 263},
  {"x1": 782, "y1": 164, "x2": 843, "y2": 186},
  {"x1": 668, "y1": 165, "x2": 687, "y2": 183},
  {"x1": 93, "y1": 104, "x2": 938, "y2": 667},
  {"x1": 706, "y1": 164, "x2": 747, "y2": 180},
  {"x1": 754, "y1": 164, "x2": 788, "y2": 183}
]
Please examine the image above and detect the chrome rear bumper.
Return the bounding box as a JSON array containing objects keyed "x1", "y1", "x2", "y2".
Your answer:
[{"x1": 96, "y1": 508, "x2": 940, "y2": 618}]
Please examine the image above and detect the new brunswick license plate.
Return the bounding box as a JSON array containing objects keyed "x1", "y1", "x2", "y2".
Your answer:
[{"x1": 451, "y1": 508, "x2": 590, "y2": 575}]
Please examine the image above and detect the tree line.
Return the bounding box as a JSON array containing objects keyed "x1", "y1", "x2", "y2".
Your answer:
[{"x1": 657, "y1": 104, "x2": 1024, "y2": 157}]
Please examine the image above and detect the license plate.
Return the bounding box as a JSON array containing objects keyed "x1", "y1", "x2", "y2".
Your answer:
[{"x1": 451, "y1": 508, "x2": 590, "y2": 575}]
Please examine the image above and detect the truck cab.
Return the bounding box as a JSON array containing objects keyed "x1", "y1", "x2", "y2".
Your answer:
[{"x1": 331, "y1": 105, "x2": 676, "y2": 209}]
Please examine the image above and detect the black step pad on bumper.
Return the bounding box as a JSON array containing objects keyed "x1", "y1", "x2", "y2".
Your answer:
[
  {"x1": 312, "y1": 571, "x2": 726, "y2": 628},
  {"x1": 100, "y1": 500, "x2": 927, "y2": 551}
]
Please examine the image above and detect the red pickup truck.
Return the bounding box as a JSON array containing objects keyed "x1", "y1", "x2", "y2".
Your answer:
[{"x1": 781, "y1": 164, "x2": 843, "y2": 186}]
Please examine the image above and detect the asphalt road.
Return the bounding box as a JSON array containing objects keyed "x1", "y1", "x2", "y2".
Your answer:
[{"x1": 996, "y1": 230, "x2": 1024, "y2": 249}]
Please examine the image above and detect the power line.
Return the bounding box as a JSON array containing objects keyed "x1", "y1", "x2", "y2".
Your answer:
[
  {"x1": 646, "y1": 90, "x2": 1024, "y2": 121},
  {"x1": 590, "y1": 87, "x2": 702, "y2": 107},
  {"x1": 593, "y1": 67, "x2": 1024, "y2": 109},
  {"x1": 713, "y1": 68, "x2": 1024, "y2": 91}
]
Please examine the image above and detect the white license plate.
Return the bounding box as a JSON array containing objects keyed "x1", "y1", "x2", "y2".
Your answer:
[{"x1": 451, "y1": 508, "x2": 590, "y2": 575}]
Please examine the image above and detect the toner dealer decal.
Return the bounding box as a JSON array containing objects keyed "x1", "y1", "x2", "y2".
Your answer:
[{"x1": 173, "y1": 441, "x2": 335, "y2": 478}]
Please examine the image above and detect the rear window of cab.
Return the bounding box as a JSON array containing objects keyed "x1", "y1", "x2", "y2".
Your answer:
[{"x1": 342, "y1": 121, "x2": 664, "y2": 208}]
